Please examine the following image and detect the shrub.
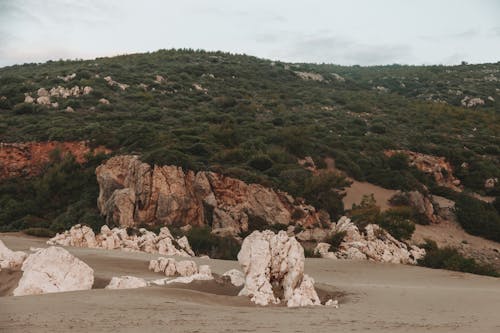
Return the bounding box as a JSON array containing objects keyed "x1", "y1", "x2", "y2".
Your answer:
[
  {"x1": 418, "y1": 240, "x2": 498, "y2": 277},
  {"x1": 186, "y1": 227, "x2": 240, "y2": 260},
  {"x1": 303, "y1": 172, "x2": 350, "y2": 220},
  {"x1": 387, "y1": 153, "x2": 409, "y2": 170},
  {"x1": 376, "y1": 212, "x2": 415, "y2": 241},
  {"x1": 327, "y1": 231, "x2": 346, "y2": 251},
  {"x1": 454, "y1": 194, "x2": 500, "y2": 242},
  {"x1": 350, "y1": 194, "x2": 380, "y2": 229},
  {"x1": 248, "y1": 154, "x2": 273, "y2": 171},
  {"x1": 22, "y1": 227, "x2": 56, "y2": 238}
]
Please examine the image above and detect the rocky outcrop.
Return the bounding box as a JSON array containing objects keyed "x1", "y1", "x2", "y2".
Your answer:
[
  {"x1": 316, "y1": 217, "x2": 425, "y2": 264},
  {"x1": 96, "y1": 155, "x2": 322, "y2": 236},
  {"x1": 23, "y1": 85, "x2": 93, "y2": 106},
  {"x1": 104, "y1": 76, "x2": 129, "y2": 90},
  {"x1": 148, "y1": 258, "x2": 213, "y2": 285},
  {"x1": 48, "y1": 224, "x2": 194, "y2": 256},
  {"x1": 461, "y1": 96, "x2": 485, "y2": 108},
  {"x1": 105, "y1": 276, "x2": 148, "y2": 289},
  {"x1": 385, "y1": 150, "x2": 462, "y2": 191},
  {"x1": 294, "y1": 71, "x2": 324, "y2": 82},
  {"x1": 148, "y1": 257, "x2": 202, "y2": 277},
  {"x1": 0, "y1": 141, "x2": 110, "y2": 179},
  {"x1": 222, "y1": 269, "x2": 245, "y2": 287},
  {"x1": 237, "y1": 230, "x2": 321, "y2": 307},
  {"x1": 13, "y1": 247, "x2": 94, "y2": 296},
  {"x1": 0, "y1": 240, "x2": 27, "y2": 270}
]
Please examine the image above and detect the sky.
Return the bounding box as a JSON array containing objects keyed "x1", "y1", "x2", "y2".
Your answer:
[{"x1": 0, "y1": 0, "x2": 499, "y2": 67}]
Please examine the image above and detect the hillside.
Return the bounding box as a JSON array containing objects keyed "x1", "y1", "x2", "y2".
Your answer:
[{"x1": 0, "y1": 49, "x2": 499, "y2": 251}]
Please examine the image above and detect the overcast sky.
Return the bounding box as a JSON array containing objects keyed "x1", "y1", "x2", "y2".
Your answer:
[{"x1": 1, "y1": 0, "x2": 499, "y2": 67}]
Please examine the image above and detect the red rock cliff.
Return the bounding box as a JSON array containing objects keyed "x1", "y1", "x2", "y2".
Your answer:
[
  {"x1": 96, "y1": 155, "x2": 326, "y2": 236},
  {"x1": 0, "y1": 141, "x2": 110, "y2": 179}
]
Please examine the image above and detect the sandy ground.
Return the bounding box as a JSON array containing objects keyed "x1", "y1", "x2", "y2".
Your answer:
[
  {"x1": 343, "y1": 180, "x2": 398, "y2": 210},
  {"x1": 1, "y1": 234, "x2": 499, "y2": 333}
]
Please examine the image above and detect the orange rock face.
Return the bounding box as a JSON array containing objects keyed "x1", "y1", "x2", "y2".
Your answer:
[
  {"x1": 96, "y1": 155, "x2": 324, "y2": 236},
  {"x1": 385, "y1": 150, "x2": 462, "y2": 191},
  {"x1": 0, "y1": 141, "x2": 110, "y2": 179}
]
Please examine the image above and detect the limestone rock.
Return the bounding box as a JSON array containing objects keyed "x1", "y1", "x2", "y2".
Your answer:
[
  {"x1": 461, "y1": 96, "x2": 485, "y2": 107},
  {"x1": 105, "y1": 276, "x2": 148, "y2": 289},
  {"x1": 24, "y1": 95, "x2": 34, "y2": 103},
  {"x1": 325, "y1": 299, "x2": 339, "y2": 308},
  {"x1": 237, "y1": 230, "x2": 320, "y2": 307},
  {"x1": 321, "y1": 217, "x2": 425, "y2": 264},
  {"x1": 0, "y1": 240, "x2": 27, "y2": 270},
  {"x1": 175, "y1": 260, "x2": 198, "y2": 277},
  {"x1": 313, "y1": 243, "x2": 337, "y2": 259},
  {"x1": 222, "y1": 269, "x2": 245, "y2": 287},
  {"x1": 47, "y1": 224, "x2": 194, "y2": 257},
  {"x1": 99, "y1": 98, "x2": 110, "y2": 105},
  {"x1": 13, "y1": 247, "x2": 94, "y2": 296},
  {"x1": 96, "y1": 155, "x2": 322, "y2": 236},
  {"x1": 36, "y1": 96, "x2": 51, "y2": 105}
]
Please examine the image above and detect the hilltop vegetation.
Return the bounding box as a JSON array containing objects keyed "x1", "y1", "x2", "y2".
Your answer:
[{"x1": 0, "y1": 49, "x2": 499, "y2": 237}]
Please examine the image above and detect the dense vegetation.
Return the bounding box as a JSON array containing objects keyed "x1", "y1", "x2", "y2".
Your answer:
[
  {"x1": 418, "y1": 240, "x2": 499, "y2": 277},
  {"x1": 0, "y1": 49, "x2": 499, "y2": 239}
]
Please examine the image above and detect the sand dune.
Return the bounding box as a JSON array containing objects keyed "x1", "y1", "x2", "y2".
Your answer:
[{"x1": 1, "y1": 233, "x2": 499, "y2": 333}]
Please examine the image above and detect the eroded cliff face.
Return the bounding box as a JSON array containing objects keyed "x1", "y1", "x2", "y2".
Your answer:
[
  {"x1": 96, "y1": 155, "x2": 324, "y2": 236},
  {"x1": 0, "y1": 141, "x2": 110, "y2": 179}
]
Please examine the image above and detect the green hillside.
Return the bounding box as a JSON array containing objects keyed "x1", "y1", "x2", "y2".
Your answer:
[{"x1": 0, "y1": 49, "x2": 498, "y2": 237}]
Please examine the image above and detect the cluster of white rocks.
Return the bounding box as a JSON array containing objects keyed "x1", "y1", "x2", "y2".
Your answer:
[
  {"x1": 461, "y1": 96, "x2": 485, "y2": 108},
  {"x1": 148, "y1": 257, "x2": 214, "y2": 285},
  {"x1": 47, "y1": 224, "x2": 195, "y2": 257},
  {"x1": 314, "y1": 217, "x2": 425, "y2": 264},
  {"x1": 24, "y1": 86, "x2": 93, "y2": 107},
  {"x1": 57, "y1": 73, "x2": 76, "y2": 82},
  {"x1": 13, "y1": 246, "x2": 94, "y2": 296},
  {"x1": 104, "y1": 76, "x2": 129, "y2": 90},
  {"x1": 237, "y1": 230, "x2": 322, "y2": 307}
]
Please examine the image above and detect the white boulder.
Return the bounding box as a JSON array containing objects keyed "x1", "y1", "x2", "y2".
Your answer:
[
  {"x1": 222, "y1": 269, "x2": 245, "y2": 287},
  {"x1": 13, "y1": 247, "x2": 94, "y2": 296},
  {"x1": 237, "y1": 230, "x2": 321, "y2": 307},
  {"x1": 105, "y1": 276, "x2": 148, "y2": 289}
]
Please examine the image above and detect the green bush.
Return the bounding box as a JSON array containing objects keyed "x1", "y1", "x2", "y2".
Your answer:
[
  {"x1": 327, "y1": 231, "x2": 346, "y2": 251},
  {"x1": 376, "y1": 212, "x2": 415, "y2": 241},
  {"x1": 455, "y1": 194, "x2": 500, "y2": 242},
  {"x1": 22, "y1": 227, "x2": 56, "y2": 238},
  {"x1": 186, "y1": 227, "x2": 240, "y2": 260},
  {"x1": 418, "y1": 240, "x2": 498, "y2": 277}
]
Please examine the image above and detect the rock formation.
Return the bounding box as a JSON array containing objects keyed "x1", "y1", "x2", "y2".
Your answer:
[
  {"x1": 385, "y1": 150, "x2": 462, "y2": 191},
  {"x1": 0, "y1": 240, "x2": 27, "y2": 270},
  {"x1": 96, "y1": 155, "x2": 323, "y2": 236},
  {"x1": 315, "y1": 217, "x2": 425, "y2": 264},
  {"x1": 461, "y1": 96, "x2": 485, "y2": 108},
  {"x1": 106, "y1": 276, "x2": 148, "y2": 289},
  {"x1": 237, "y1": 230, "x2": 321, "y2": 307},
  {"x1": 148, "y1": 258, "x2": 213, "y2": 285},
  {"x1": 222, "y1": 269, "x2": 245, "y2": 287},
  {"x1": 148, "y1": 257, "x2": 202, "y2": 277},
  {"x1": 48, "y1": 224, "x2": 194, "y2": 257},
  {"x1": 104, "y1": 76, "x2": 129, "y2": 90},
  {"x1": 0, "y1": 141, "x2": 110, "y2": 179},
  {"x1": 13, "y1": 247, "x2": 94, "y2": 296},
  {"x1": 294, "y1": 71, "x2": 324, "y2": 82}
]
